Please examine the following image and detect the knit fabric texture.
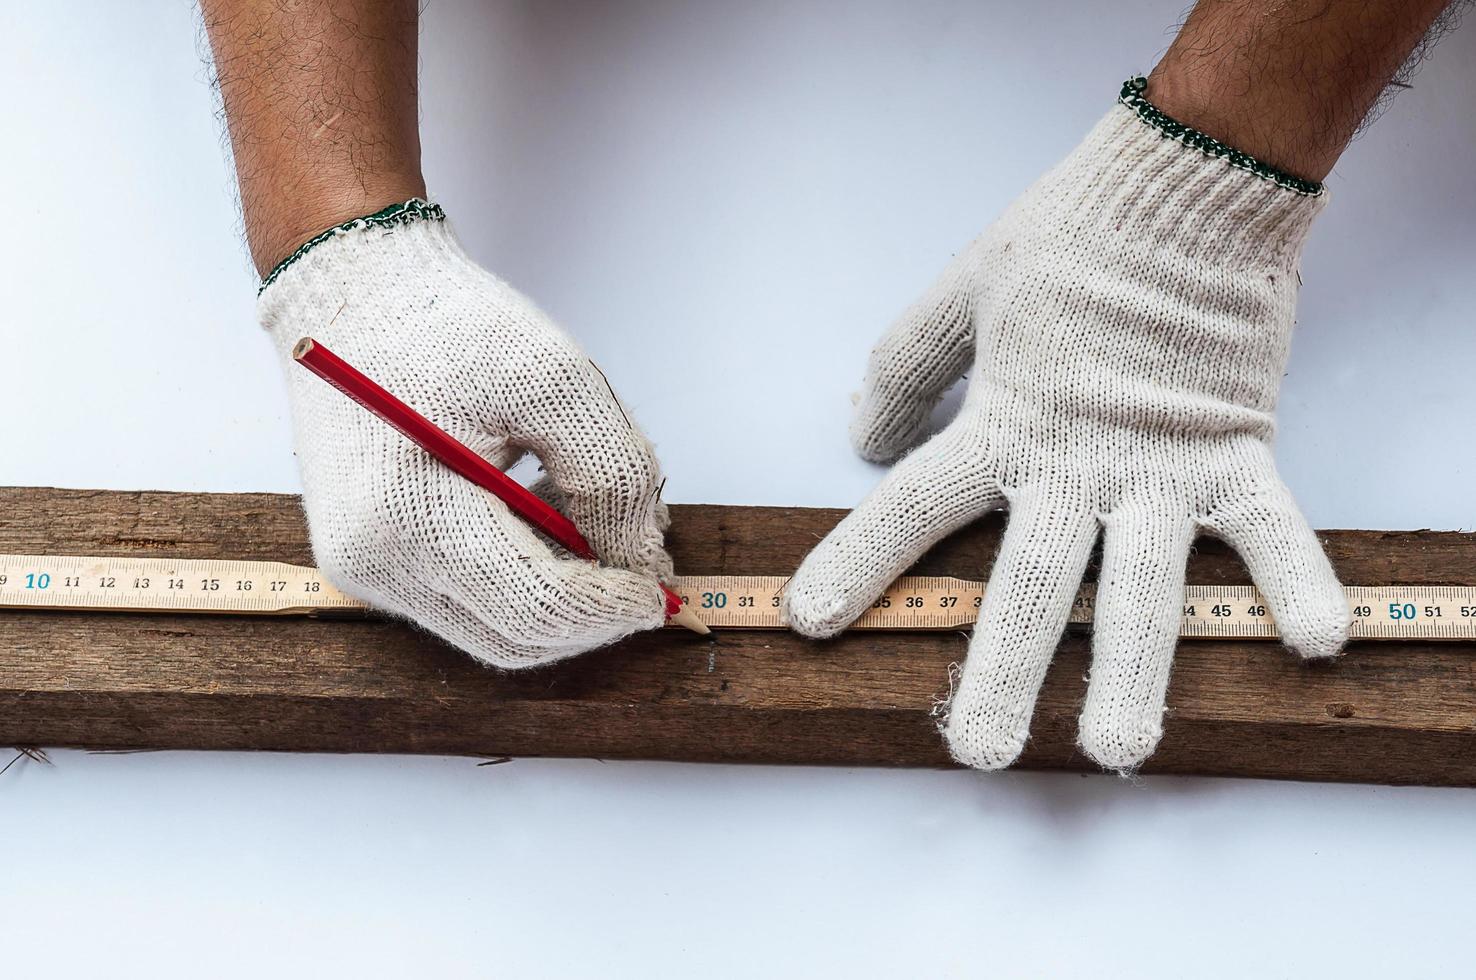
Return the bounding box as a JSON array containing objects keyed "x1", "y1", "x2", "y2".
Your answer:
[
  {"x1": 260, "y1": 201, "x2": 670, "y2": 669},
  {"x1": 783, "y1": 97, "x2": 1350, "y2": 772}
]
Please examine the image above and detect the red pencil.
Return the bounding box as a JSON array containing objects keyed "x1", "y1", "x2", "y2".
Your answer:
[{"x1": 292, "y1": 337, "x2": 709, "y2": 635}]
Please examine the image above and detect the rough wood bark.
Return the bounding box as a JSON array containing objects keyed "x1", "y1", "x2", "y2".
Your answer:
[{"x1": 1, "y1": 487, "x2": 1473, "y2": 785}]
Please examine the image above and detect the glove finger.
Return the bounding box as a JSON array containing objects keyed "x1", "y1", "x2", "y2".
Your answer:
[
  {"x1": 1205, "y1": 480, "x2": 1349, "y2": 660},
  {"x1": 505, "y1": 348, "x2": 673, "y2": 581},
  {"x1": 1077, "y1": 506, "x2": 1196, "y2": 771},
  {"x1": 528, "y1": 473, "x2": 568, "y2": 513},
  {"x1": 528, "y1": 473, "x2": 671, "y2": 537},
  {"x1": 944, "y1": 487, "x2": 1098, "y2": 770},
  {"x1": 469, "y1": 433, "x2": 526, "y2": 473},
  {"x1": 850, "y1": 238, "x2": 983, "y2": 464},
  {"x1": 784, "y1": 421, "x2": 1004, "y2": 638},
  {"x1": 316, "y1": 471, "x2": 665, "y2": 670}
]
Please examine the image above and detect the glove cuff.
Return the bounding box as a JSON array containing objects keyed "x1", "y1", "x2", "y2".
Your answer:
[
  {"x1": 1038, "y1": 80, "x2": 1328, "y2": 269},
  {"x1": 256, "y1": 197, "x2": 483, "y2": 349},
  {"x1": 1116, "y1": 77, "x2": 1323, "y2": 197},
  {"x1": 258, "y1": 197, "x2": 453, "y2": 294}
]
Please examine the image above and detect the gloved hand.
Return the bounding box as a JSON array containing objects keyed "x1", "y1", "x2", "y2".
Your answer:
[
  {"x1": 260, "y1": 199, "x2": 671, "y2": 668},
  {"x1": 784, "y1": 81, "x2": 1349, "y2": 771}
]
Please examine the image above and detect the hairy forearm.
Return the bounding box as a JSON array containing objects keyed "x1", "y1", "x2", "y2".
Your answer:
[
  {"x1": 200, "y1": 0, "x2": 425, "y2": 276},
  {"x1": 1149, "y1": 0, "x2": 1454, "y2": 182}
]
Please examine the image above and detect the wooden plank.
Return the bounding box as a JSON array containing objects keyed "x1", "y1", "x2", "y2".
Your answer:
[{"x1": 1, "y1": 486, "x2": 1473, "y2": 785}]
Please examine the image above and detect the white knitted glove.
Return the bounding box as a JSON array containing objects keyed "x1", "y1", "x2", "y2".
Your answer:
[
  {"x1": 784, "y1": 81, "x2": 1349, "y2": 771},
  {"x1": 259, "y1": 200, "x2": 671, "y2": 669}
]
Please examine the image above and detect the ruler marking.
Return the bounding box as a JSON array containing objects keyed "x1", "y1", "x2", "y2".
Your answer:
[{"x1": 1, "y1": 555, "x2": 1474, "y2": 639}]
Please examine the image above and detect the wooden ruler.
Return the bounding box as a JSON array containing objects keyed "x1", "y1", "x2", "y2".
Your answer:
[
  {"x1": 670, "y1": 575, "x2": 1476, "y2": 639},
  {"x1": 2, "y1": 553, "x2": 1474, "y2": 640},
  {"x1": 0, "y1": 554, "x2": 362, "y2": 616}
]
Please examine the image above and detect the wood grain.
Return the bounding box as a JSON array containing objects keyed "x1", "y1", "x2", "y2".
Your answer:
[{"x1": 1, "y1": 487, "x2": 1473, "y2": 785}]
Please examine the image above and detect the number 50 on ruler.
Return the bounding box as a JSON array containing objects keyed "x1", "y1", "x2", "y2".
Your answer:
[{"x1": 675, "y1": 574, "x2": 1476, "y2": 638}]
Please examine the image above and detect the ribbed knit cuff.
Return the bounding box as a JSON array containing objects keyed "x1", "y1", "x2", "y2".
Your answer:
[
  {"x1": 1117, "y1": 77, "x2": 1323, "y2": 197},
  {"x1": 1037, "y1": 81, "x2": 1328, "y2": 269},
  {"x1": 258, "y1": 198, "x2": 448, "y2": 294},
  {"x1": 255, "y1": 198, "x2": 483, "y2": 355}
]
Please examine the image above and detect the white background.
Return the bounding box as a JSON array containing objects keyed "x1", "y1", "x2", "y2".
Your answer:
[{"x1": 3, "y1": 1, "x2": 1474, "y2": 976}]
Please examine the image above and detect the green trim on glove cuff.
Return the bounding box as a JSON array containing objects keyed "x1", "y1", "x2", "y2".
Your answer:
[
  {"x1": 259, "y1": 198, "x2": 447, "y2": 294},
  {"x1": 1117, "y1": 77, "x2": 1324, "y2": 198}
]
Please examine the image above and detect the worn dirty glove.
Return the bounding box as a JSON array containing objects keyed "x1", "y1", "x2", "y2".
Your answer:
[
  {"x1": 784, "y1": 81, "x2": 1349, "y2": 771},
  {"x1": 260, "y1": 199, "x2": 671, "y2": 668}
]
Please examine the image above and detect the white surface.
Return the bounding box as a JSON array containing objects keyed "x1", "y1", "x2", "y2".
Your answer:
[{"x1": 2, "y1": 1, "x2": 1474, "y2": 976}]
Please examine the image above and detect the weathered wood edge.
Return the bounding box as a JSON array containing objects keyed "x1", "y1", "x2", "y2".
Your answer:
[{"x1": 1, "y1": 487, "x2": 1474, "y2": 786}]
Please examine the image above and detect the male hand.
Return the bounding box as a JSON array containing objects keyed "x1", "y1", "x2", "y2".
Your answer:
[
  {"x1": 262, "y1": 201, "x2": 672, "y2": 668},
  {"x1": 784, "y1": 86, "x2": 1350, "y2": 770}
]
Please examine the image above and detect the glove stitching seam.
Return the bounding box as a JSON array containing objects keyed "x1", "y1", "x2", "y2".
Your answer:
[
  {"x1": 259, "y1": 197, "x2": 447, "y2": 294},
  {"x1": 1117, "y1": 76, "x2": 1325, "y2": 198}
]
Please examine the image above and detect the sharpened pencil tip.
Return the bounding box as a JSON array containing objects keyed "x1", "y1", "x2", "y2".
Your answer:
[{"x1": 666, "y1": 602, "x2": 711, "y2": 636}]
